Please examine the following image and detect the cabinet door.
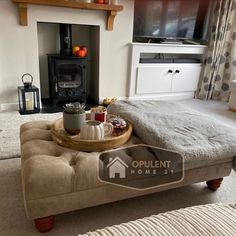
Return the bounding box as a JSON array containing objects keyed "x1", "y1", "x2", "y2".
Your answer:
[
  {"x1": 136, "y1": 65, "x2": 173, "y2": 94},
  {"x1": 171, "y1": 65, "x2": 201, "y2": 93}
]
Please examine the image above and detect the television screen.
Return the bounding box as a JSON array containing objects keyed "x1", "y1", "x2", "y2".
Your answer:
[{"x1": 133, "y1": 0, "x2": 212, "y2": 41}]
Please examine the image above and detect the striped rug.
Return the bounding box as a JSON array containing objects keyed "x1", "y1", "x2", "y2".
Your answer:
[{"x1": 79, "y1": 203, "x2": 236, "y2": 236}]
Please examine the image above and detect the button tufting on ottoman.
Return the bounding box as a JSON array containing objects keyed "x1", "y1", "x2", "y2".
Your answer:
[
  {"x1": 229, "y1": 80, "x2": 236, "y2": 111},
  {"x1": 20, "y1": 121, "x2": 233, "y2": 232}
]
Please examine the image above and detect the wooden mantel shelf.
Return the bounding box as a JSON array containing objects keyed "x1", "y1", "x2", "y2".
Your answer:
[{"x1": 12, "y1": 0, "x2": 123, "y2": 30}]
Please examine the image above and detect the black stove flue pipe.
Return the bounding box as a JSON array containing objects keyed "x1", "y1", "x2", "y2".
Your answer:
[{"x1": 59, "y1": 24, "x2": 72, "y2": 56}]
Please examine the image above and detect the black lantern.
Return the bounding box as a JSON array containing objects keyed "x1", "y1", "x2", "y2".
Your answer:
[{"x1": 18, "y1": 73, "x2": 40, "y2": 114}]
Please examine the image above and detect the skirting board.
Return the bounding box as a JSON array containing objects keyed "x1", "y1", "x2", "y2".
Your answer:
[
  {"x1": 0, "y1": 102, "x2": 19, "y2": 112},
  {"x1": 99, "y1": 93, "x2": 194, "y2": 105},
  {"x1": 1, "y1": 101, "x2": 44, "y2": 112}
]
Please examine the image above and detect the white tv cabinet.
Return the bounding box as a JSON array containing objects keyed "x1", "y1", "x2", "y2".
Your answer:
[{"x1": 129, "y1": 43, "x2": 207, "y2": 100}]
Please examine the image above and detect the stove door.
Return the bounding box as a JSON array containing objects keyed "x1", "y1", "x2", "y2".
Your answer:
[{"x1": 56, "y1": 63, "x2": 83, "y2": 88}]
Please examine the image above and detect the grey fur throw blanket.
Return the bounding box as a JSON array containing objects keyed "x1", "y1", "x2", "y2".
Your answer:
[{"x1": 107, "y1": 100, "x2": 236, "y2": 170}]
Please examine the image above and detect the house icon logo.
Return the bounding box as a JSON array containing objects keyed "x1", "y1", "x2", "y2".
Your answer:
[{"x1": 107, "y1": 157, "x2": 128, "y2": 179}]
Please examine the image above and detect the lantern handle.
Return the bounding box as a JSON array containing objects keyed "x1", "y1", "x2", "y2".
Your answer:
[{"x1": 21, "y1": 73, "x2": 33, "y2": 84}]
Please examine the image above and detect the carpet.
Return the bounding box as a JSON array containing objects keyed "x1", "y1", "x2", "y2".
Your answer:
[
  {"x1": 0, "y1": 158, "x2": 236, "y2": 236},
  {"x1": 0, "y1": 111, "x2": 61, "y2": 159}
]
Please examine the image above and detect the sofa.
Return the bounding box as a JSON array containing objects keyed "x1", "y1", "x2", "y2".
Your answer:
[{"x1": 78, "y1": 203, "x2": 236, "y2": 236}]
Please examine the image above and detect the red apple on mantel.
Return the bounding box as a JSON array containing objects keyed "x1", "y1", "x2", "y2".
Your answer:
[
  {"x1": 80, "y1": 46, "x2": 88, "y2": 55},
  {"x1": 73, "y1": 45, "x2": 87, "y2": 58},
  {"x1": 77, "y1": 49, "x2": 87, "y2": 58}
]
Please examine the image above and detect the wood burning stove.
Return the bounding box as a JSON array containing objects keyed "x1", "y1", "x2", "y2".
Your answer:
[
  {"x1": 48, "y1": 54, "x2": 86, "y2": 105},
  {"x1": 47, "y1": 24, "x2": 87, "y2": 105}
]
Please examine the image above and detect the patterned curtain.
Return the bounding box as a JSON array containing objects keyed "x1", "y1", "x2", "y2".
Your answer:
[{"x1": 196, "y1": 0, "x2": 236, "y2": 101}]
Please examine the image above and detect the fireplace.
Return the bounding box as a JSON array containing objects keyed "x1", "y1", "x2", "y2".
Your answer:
[
  {"x1": 48, "y1": 54, "x2": 86, "y2": 105},
  {"x1": 38, "y1": 22, "x2": 99, "y2": 108}
]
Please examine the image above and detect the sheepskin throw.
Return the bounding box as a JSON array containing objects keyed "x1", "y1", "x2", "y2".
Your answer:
[{"x1": 108, "y1": 100, "x2": 236, "y2": 170}]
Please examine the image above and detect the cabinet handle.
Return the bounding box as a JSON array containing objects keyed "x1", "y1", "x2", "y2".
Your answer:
[
  {"x1": 175, "y1": 70, "x2": 180, "y2": 73},
  {"x1": 168, "y1": 70, "x2": 173, "y2": 73}
]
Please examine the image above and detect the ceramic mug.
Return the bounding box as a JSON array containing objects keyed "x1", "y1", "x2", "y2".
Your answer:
[
  {"x1": 90, "y1": 106, "x2": 107, "y2": 122},
  {"x1": 80, "y1": 120, "x2": 113, "y2": 140}
]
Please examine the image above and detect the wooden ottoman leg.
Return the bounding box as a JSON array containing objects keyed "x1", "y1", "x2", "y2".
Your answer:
[
  {"x1": 34, "y1": 215, "x2": 55, "y2": 233},
  {"x1": 206, "y1": 178, "x2": 223, "y2": 191}
]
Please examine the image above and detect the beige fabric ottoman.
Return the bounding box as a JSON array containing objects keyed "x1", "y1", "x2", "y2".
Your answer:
[{"x1": 20, "y1": 121, "x2": 233, "y2": 232}]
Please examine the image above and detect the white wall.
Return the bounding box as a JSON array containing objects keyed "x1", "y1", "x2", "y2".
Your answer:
[{"x1": 0, "y1": 0, "x2": 134, "y2": 110}]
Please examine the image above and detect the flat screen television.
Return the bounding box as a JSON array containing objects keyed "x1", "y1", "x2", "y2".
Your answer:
[{"x1": 133, "y1": 0, "x2": 213, "y2": 43}]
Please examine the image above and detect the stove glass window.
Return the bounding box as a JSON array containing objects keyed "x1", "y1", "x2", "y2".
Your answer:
[{"x1": 56, "y1": 63, "x2": 82, "y2": 88}]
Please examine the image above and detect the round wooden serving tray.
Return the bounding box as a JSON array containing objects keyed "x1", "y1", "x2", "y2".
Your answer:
[{"x1": 51, "y1": 118, "x2": 133, "y2": 152}]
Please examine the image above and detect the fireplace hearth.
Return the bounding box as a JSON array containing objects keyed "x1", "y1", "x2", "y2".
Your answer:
[{"x1": 48, "y1": 54, "x2": 86, "y2": 105}]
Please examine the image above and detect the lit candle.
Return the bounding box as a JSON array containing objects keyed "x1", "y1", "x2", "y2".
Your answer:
[{"x1": 26, "y1": 99, "x2": 33, "y2": 110}]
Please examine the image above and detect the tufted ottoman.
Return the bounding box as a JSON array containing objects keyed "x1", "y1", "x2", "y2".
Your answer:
[
  {"x1": 229, "y1": 80, "x2": 236, "y2": 111},
  {"x1": 20, "y1": 121, "x2": 233, "y2": 232}
]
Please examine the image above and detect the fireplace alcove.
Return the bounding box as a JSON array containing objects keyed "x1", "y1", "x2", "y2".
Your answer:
[{"x1": 38, "y1": 22, "x2": 100, "y2": 110}]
